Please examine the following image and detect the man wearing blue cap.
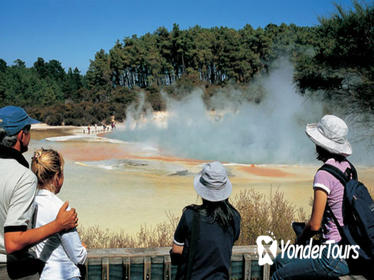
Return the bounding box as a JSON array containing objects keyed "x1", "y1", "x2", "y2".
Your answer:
[{"x1": 0, "y1": 106, "x2": 78, "y2": 278}]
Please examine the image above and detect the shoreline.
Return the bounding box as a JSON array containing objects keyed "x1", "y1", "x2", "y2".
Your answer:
[
  {"x1": 32, "y1": 123, "x2": 82, "y2": 132},
  {"x1": 31, "y1": 122, "x2": 116, "y2": 140}
]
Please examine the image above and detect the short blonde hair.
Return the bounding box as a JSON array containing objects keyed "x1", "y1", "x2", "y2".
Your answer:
[{"x1": 31, "y1": 148, "x2": 64, "y2": 190}]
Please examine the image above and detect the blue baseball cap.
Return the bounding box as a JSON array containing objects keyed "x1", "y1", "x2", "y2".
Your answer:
[{"x1": 0, "y1": 106, "x2": 40, "y2": 136}]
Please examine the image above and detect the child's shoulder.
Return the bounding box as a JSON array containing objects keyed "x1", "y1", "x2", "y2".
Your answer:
[{"x1": 35, "y1": 190, "x2": 64, "y2": 210}]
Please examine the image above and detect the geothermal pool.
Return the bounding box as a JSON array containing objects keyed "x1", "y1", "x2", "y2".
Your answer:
[
  {"x1": 24, "y1": 63, "x2": 374, "y2": 235},
  {"x1": 26, "y1": 127, "x2": 374, "y2": 235}
]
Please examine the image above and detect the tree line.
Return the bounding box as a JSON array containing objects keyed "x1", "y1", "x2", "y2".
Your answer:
[
  {"x1": 0, "y1": 0, "x2": 372, "y2": 125},
  {"x1": 85, "y1": 23, "x2": 316, "y2": 89}
]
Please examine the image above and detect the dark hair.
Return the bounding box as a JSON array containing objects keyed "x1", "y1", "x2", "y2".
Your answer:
[
  {"x1": 315, "y1": 145, "x2": 346, "y2": 162},
  {"x1": 185, "y1": 199, "x2": 239, "y2": 231},
  {"x1": 0, "y1": 124, "x2": 31, "y2": 148},
  {"x1": 22, "y1": 125, "x2": 31, "y2": 134}
]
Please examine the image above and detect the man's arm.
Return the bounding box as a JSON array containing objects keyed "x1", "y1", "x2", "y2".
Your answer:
[{"x1": 5, "y1": 201, "x2": 78, "y2": 253}]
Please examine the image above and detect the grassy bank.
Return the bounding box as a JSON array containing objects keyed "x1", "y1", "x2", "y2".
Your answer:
[
  {"x1": 78, "y1": 188, "x2": 307, "y2": 248},
  {"x1": 79, "y1": 185, "x2": 374, "y2": 249}
]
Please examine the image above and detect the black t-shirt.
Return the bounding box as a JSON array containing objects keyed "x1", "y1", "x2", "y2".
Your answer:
[{"x1": 173, "y1": 208, "x2": 241, "y2": 280}]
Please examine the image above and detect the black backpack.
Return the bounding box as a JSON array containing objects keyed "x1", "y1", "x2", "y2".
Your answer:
[{"x1": 319, "y1": 162, "x2": 374, "y2": 262}]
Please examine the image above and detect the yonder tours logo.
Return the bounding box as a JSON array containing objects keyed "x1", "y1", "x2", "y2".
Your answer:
[
  {"x1": 256, "y1": 235, "x2": 360, "y2": 266},
  {"x1": 256, "y1": 235, "x2": 278, "y2": 265}
]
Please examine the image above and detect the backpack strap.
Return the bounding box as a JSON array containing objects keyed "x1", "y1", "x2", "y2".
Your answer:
[
  {"x1": 185, "y1": 210, "x2": 200, "y2": 280},
  {"x1": 345, "y1": 159, "x2": 358, "y2": 180},
  {"x1": 318, "y1": 164, "x2": 349, "y2": 186},
  {"x1": 318, "y1": 162, "x2": 353, "y2": 244},
  {"x1": 325, "y1": 203, "x2": 347, "y2": 245}
]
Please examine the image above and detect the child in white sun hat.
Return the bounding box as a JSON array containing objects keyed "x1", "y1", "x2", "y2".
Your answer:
[{"x1": 170, "y1": 161, "x2": 241, "y2": 280}]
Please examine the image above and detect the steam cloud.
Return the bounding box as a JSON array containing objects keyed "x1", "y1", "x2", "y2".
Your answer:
[{"x1": 110, "y1": 59, "x2": 374, "y2": 165}]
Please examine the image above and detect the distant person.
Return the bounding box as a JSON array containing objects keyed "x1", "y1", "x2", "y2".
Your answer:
[
  {"x1": 31, "y1": 148, "x2": 87, "y2": 280},
  {"x1": 170, "y1": 161, "x2": 240, "y2": 280},
  {"x1": 0, "y1": 106, "x2": 77, "y2": 278},
  {"x1": 272, "y1": 115, "x2": 353, "y2": 279},
  {"x1": 87, "y1": 125, "x2": 90, "y2": 135}
]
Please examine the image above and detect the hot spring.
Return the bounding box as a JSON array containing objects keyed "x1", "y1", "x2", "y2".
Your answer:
[{"x1": 27, "y1": 59, "x2": 374, "y2": 234}]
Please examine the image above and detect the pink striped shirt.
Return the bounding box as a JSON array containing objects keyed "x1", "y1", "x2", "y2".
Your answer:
[{"x1": 313, "y1": 158, "x2": 350, "y2": 242}]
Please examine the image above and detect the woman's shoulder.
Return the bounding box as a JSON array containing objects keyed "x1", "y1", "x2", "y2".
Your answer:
[
  {"x1": 323, "y1": 158, "x2": 350, "y2": 171},
  {"x1": 315, "y1": 159, "x2": 351, "y2": 181}
]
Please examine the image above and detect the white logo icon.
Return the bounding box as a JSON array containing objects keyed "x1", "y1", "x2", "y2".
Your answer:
[{"x1": 256, "y1": 235, "x2": 278, "y2": 266}]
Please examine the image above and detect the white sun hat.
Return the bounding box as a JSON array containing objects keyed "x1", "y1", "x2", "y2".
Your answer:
[
  {"x1": 194, "y1": 161, "x2": 232, "y2": 202},
  {"x1": 305, "y1": 115, "x2": 352, "y2": 156}
]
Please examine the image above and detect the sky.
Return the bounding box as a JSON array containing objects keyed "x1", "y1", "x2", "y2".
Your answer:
[{"x1": 0, "y1": 0, "x2": 355, "y2": 74}]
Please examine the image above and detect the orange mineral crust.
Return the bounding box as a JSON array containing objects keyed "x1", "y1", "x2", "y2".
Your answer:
[{"x1": 238, "y1": 165, "x2": 291, "y2": 177}]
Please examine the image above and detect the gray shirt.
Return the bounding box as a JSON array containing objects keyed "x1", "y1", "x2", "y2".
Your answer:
[{"x1": 0, "y1": 158, "x2": 37, "y2": 262}]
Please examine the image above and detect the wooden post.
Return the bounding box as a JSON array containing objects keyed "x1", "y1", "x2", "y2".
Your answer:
[
  {"x1": 102, "y1": 258, "x2": 109, "y2": 280},
  {"x1": 144, "y1": 256, "x2": 151, "y2": 280},
  {"x1": 243, "y1": 254, "x2": 252, "y2": 280},
  {"x1": 263, "y1": 264, "x2": 270, "y2": 280},
  {"x1": 123, "y1": 257, "x2": 131, "y2": 280},
  {"x1": 163, "y1": 255, "x2": 171, "y2": 280}
]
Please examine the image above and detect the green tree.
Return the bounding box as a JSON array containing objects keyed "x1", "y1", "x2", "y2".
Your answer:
[
  {"x1": 295, "y1": 0, "x2": 374, "y2": 110},
  {"x1": 34, "y1": 57, "x2": 48, "y2": 78},
  {"x1": 86, "y1": 49, "x2": 111, "y2": 90},
  {"x1": 46, "y1": 59, "x2": 65, "y2": 81},
  {"x1": 0, "y1": 59, "x2": 6, "y2": 73}
]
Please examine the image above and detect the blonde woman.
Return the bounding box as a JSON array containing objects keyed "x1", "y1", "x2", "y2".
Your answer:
[{"x1": 31, "y1": 148, "x2": 87, "y2": 280}]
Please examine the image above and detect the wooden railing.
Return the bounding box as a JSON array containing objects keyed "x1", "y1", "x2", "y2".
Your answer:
[
  {"x1": 85, "y1": 245, "x2": 270, "y2": 280},
  {"x1": 0, "y1": 246, "x2": 367, "y2": 279}
]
